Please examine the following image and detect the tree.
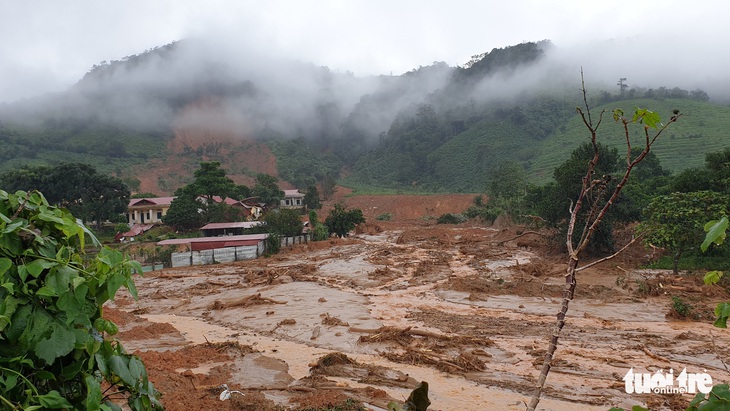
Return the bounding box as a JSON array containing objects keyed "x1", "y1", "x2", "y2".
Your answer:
[
  {"x1": 163, "y1": 193, "x2": 204, "y2": 231},
  {"x1": 251, "y1": 173, "x2": 284, "y2": 205},
  {"x1": 486, "y1": 161, "x2": 527, "y2": 219},
  {"x1": 526, "y1": 142, "x2": 620, "y2": 253},
  {"x1": 0, "y1": 163, "x2": 130, "y2": 229},
  {"x1": 638, "y1": 191, "x2": 729, "y2": 273},
  {"x1": 263, "y1": 208, "x2": 303, "y2": 237},
  {"x1": 308, "y1": 210, "x2": 329, "y2": 241},
  {"x1": 325, "y1": 203, "x2": 365, "y2": 238},
  {"x1": 170, "y1": 162, "x2": 245, "y2": 224},
  {"x1": 527, "y1": 73, "x2": 682, "y2": 410},
  {"x1": 188, "y1": 161, "x2": 237, "y2": 202},
  {"x1": 303, "y1": 184, "x2": 322, "y2": 210},
  {"x1": 0, "y1": 189, "x2": 161, "y2": 409}
]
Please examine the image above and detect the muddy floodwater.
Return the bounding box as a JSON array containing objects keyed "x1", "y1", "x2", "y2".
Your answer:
[{"x1": 106, "y1": 222, "x2": 730, "y2": 411}]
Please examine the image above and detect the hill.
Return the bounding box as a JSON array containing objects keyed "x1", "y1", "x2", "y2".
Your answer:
[{"x1": 0, "y1": 39, "x2": 727, "y2": 195}]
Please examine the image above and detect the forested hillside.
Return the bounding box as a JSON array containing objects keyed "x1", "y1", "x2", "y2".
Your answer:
[{"x1": 0, "y1": 38, "x2": 726, "y2": 194}]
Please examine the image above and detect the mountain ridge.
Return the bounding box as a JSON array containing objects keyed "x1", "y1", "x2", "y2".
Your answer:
[{"x1": 0, "y1": 39, "x2": 725, "y2": 194}]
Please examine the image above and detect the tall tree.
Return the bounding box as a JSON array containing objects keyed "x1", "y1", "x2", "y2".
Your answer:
[
  {"x1": 303, "y1": 184, "x2": 322, "y2": 210},
  {"x1": 251, "y1": 173, "x2": 284, "y2": 206},
  {"x1": 186, "y1": 161, "x2": 237, "y2": 203},
  {"x1": 172, "y1": 161, "x2": 245, "y2": 223}
]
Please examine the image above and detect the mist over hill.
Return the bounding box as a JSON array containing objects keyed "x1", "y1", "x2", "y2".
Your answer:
[{"x1": 0, "y1": 37, "x2": 727, "y2": 193}]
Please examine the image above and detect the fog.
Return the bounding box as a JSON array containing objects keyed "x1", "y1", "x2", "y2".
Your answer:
[{"x1": 1, "y1": 28, "x2": 729, "y2": 145}]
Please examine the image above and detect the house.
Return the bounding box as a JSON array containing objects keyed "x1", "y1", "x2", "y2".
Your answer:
[
  {"x1": 230, "y1": 197, "x2": 265, "y2": 220},
  {"x1": 280, "y1": 189, "x2": 304, "y2": 209},
  {"x1": 127, "y1": 197, "x2": 175, "y2": 225},
  {"x1": 200, "y1": 221, "x2": 264, "y2": 237}
]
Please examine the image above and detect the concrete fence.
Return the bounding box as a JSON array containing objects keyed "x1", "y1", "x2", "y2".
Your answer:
[
  {"x1": 280, "y1": 234, "x2": 310, "y2": 247},
  {"x1": 169, "y1": 234, "x2": 310, "y2": 268},
  {"x1": 170, "y1": 243, "x2": 264, "y2": 268}
]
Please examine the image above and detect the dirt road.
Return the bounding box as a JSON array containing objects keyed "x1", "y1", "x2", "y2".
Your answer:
[{"x1": 106, "y1": 219, "x2": 730, "y2": 411}]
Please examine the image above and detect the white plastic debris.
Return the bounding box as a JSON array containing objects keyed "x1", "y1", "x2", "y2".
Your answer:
[{"x1": 219, "y1": 383, "x2": 245, "y2": 401}]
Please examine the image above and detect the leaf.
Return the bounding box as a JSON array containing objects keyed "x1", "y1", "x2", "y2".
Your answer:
[
  {"x1": 612, "y1": 108, "x2": 624, "y2": 122},
  {"x1": 108, "y1": 354, "x2": 136, "y2": 386},
  {"x1": 34, "y1": 322, "x2": 76, "y2": 364},
  {"x1": 1, "y1": 219, "x2": 24, "y2": 234},
  {"x1": 713, "y1": 302, "x2": 730, "y2": 328},
  {"x1": 387, "y1": 402, "x2": 406, "y2": 411},
  {"x1": 23, "y1": 259, "x2": 57, "y2": 278},
  {"x1": 704, "y1": 271, "x2": 724, "y2": 286},
  {"x1": 85, "y1": 374, "x2": 102, "y2": 411},
  {"x1": 702, "y1": 217, "x2": 729, "y2": 252},
  {"x1": 0, "y1": 257, "x2": 12, "y2": 276},
  {"x1": 128, "y1": 355, "x2": 148, "y2": 381},
  {"x1": 709, "y1": 384, "x2": 730, "y2": 400},
  {"x1": 37, "y1": 390, "x2": 73, "y2": 409},
  {"x1": 633, "y1": 108, "x2": 661, "y2": 128},
  {"x1": 0, "y1": 314, "x2": 10, "y2": 333},
  {"x1": 4, "y1": 372, "x2": 18, "y2": 391}
]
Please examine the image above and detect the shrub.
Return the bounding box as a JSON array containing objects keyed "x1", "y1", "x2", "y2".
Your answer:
[
  {"x1": 266, "y1": 233, "x2": 281, "y2": 255},
  {"x1": 436, "y1": 213, "x2": 467, "y2": 224},
  {"x1": 376, "y1": 213, "x2": 393, "y2": 221},
  {"x1": 463, "y1": 205, "x2": 501, "y2": 223},
  {"x1": 0, "y1": 189, "x2": 161, "y2": 410}
]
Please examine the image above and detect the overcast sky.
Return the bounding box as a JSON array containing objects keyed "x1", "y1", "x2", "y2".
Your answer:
[{"x1": 1, "y1": 0, "x2": 729, "y2": 104}]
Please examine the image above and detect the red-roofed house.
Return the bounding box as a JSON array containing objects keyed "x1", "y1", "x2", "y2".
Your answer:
[{"x1": 127, "y1": 197, "x2": 175, "y2": 225}]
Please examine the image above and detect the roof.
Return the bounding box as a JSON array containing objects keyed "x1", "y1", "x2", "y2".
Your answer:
[
  {"x1": 157, "y1": 233, "x2": 269, "y2": 246},
  {"x1": 128, "y1": 197, "x2": 176, "y2": 207},
  {"x1": 200, "y1": 221, "x2": 263, "y2": 230},
  {"x1": 122, "y1": 224, "x2": 155, "y2": 237},
  {"x1": 283, "y1": 189, "x2": 304, "y2": 198},
  {"x1": 211, "y1": 196, "x2": 241, "y2": 205}
]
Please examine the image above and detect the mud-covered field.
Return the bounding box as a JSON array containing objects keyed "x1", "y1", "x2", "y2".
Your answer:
[{"x1": 106, "y1": 203, "x2": 730, "y2": 411}]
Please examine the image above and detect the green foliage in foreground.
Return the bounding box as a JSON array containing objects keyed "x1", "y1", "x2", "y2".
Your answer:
[
  {"x1": 0, "y1": 190, "x2": 161, "y2": 410},
  {"x1": 702, "y1": 216, "x2": 730, "y2": 328},
  {"x1": 610, "y1": 384, "x2": 730, "y2": 411}
]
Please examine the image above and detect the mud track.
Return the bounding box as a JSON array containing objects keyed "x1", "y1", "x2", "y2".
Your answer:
[{"x1": 107, "y1": 221, "x2": 730, "y2": 411}]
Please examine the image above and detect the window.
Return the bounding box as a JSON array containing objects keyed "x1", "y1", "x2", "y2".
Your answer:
[
  {"x1": 157, "y1": 211, "x2": 162, "y2": 220},
  {"x1": 285, "y1": 199, "x2": 291, "y2": 206},
  {"x1": 147, "y1": 212, "x2": 151, "y2": 220},
  {"x1": 295, "y1": 199, "x2": 301, "y2": 205}
]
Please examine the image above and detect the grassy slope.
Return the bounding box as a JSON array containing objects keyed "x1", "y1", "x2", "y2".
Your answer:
[
  {"x1": 0, "y1": 123, "x2": 170, "y2": 175},
  {"x1": 428, "y1": 120, "x2": 535, "y2": 192},
  {"x1": 528, "y1": 99, "x2": 730, "y2": 184}
]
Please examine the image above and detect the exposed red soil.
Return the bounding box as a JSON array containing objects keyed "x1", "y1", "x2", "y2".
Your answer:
[{"x1": 103, "y1": 193, "x2": 730, "y2": 411}]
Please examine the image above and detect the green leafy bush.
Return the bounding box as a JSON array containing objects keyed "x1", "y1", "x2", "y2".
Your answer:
[
  {"x1": 375, "y1": 213, "x2": 393, "y2": 221},
  {"x1": 266, "y1": 233, "x2": 281, "y2": 255},
  {"x1": 436, "y1": 213, "x2": 467, "y2": 224},
  {"x1": 0, "y1": 189, "x2": 161, "y2": 410},
  {"x1": 325, "y1": 203, "x2": 365, "y2": 238},
  {"x1": 463, "y1": 205, "x2": 501, "y2": 223}
]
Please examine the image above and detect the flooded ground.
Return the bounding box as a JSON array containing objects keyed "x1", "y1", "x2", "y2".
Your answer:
[{"x1": 106, "y1": 219, "x2": 730, "y2": 411}]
